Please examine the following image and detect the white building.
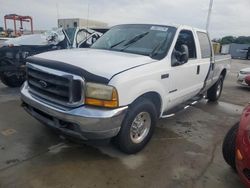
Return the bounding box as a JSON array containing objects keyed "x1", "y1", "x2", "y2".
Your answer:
[{"x1": 58, "y1": 18, "x2": 108, "y2": 29}]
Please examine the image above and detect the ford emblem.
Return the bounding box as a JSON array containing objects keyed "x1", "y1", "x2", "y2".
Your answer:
[{"x1": 39, "y1": 80, "x2": 48, "y2": 88}]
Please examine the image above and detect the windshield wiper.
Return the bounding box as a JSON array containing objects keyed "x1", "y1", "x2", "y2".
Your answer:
[
  {"x1": 110, "y1": 39, "x2": 126, "y2": 49},
  {"x1": 120, "y1": 32, "x2": 149, "y2": 51},
  {"x1": 150, "y1": 42, "x2": 164, "y2": 58},
  {"x1": 124, "y1": 32, "x2": 149, "y2": 46}
]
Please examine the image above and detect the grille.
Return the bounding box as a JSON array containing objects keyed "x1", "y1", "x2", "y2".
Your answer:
[
  {"x1": 240, "y1": 71, "x2": 250, "y2": 75},
  {"x1": 26, "y1": 63, "x2": 84, "y2": 107}
]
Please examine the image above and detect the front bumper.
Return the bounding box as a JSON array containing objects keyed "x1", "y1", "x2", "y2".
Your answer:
[
  {"x1": 237, "y1": 73, "x2": 250, "y2": 86},
  {"x1": 21, "y1": 82, "x2": 128, "y2": 140}
]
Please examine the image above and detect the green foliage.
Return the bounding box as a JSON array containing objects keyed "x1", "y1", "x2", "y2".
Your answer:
[
  {"x1": 218, "y1": 36, "x2": 250, "y2": 45},
  {"x1": 234, "y1": 36, "x2": 250, "y2": 44}
]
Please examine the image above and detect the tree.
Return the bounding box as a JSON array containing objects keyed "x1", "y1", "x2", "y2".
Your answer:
[
  {"x1": 218, "y1": 36, "x2": 250, "y2": 45},
  {"x1": 220, "y1": 36, "x2": 236, "y2": 45},
  {"x1": 234, "y1": 36, "x2": 250, "y2": 44}
]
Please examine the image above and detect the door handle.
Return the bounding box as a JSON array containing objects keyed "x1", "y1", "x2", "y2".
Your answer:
[
  {"x1": 197, "y1": 65, "x2": 200, "y2": 75},
  {"x1": 161, "y1": 73, "x2": 169, "y2": 79}
]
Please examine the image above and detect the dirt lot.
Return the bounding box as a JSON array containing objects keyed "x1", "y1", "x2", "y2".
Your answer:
[{"x1": 0, "y1": 59, "x2": 249, "y2": 188}]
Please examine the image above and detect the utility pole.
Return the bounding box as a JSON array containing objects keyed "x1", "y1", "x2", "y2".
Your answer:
[{"x1": 206, "y1": 0, "x2": 214, "y2": 31}]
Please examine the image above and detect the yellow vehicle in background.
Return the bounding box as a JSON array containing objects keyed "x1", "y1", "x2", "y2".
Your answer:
[
  {"x1": 0, "y1": 27, "x2": 7, "y2": 37},
  {"x1": 213, "y1": 42, "x2": 221, "y2": 54}
]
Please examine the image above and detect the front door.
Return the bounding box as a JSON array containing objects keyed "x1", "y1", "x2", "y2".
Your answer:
[{"x1": 167, "y1": 29, "x2": 200, "y2": 109}]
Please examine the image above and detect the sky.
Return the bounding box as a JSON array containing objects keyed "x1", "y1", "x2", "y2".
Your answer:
[{"x1": 0, "y1": 0, "x2": 249, "y2": 38}]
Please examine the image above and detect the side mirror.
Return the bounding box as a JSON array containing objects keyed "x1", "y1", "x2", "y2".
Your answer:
[
  {"x1": 180, "y1": 44, "x2": 189, "y2": 63},
  {"x1": 172, "y1": 44, "x2": 189, "y2": 66}
]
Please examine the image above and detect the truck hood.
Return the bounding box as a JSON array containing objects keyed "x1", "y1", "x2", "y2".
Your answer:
[
  {"x1": 33, "y1": 48, "x2": 155, "y2": 80},
  {"x1": 241, "y1": 67, "x2": 250, "y2": 73}
]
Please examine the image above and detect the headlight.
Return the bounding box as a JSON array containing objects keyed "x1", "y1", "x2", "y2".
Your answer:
[
  {"x1": 85, "y1": 82, "x2": 118, "y2": 108},
  {"x1": 240, "y1": 71, "x2": 250, "y2": 75}
]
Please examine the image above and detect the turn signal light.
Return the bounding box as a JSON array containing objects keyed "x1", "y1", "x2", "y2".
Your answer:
[
  {"x1": 85, "y1": 98, "x2": 118, "y2": 108},
  {"x1": 236, "y1": 149, "x2": 243, "y2": 161}
]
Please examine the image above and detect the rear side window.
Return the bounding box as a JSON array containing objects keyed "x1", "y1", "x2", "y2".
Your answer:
[{"x1": 197, "y1": 32, "x2": 211, "y2": 58}]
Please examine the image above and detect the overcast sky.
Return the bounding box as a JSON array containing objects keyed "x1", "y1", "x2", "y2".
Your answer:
[{"x1": 0, "y1": 0, "x2": 249, "y2": 38}]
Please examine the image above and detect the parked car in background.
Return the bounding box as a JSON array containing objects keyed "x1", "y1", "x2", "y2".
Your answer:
[
  {"x1": 0, "y1": 27, "x2": 106, "y2": 87},
  {"x1": 247, "y1": 47, "x2": 250, "y2": 60},
  {"x1": 246, "y1": 75, "x2": 250, "y2": 86},
  {"x1": 223, "y1": 103, "x2": 250, "y2": 188},
  {"x1": 0, "y1": 27, "x2": 5, "y2": 37},
  {"x1": 237, "y1": 67, "x2": 250, "y2": 87},
  {"x1": 21, "y1": 24, "x2": 230, "y2": 154}
]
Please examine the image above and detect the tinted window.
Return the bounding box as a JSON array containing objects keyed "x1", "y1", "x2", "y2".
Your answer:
[
  {"x1": 64, "y1": 28, "x2": 76, "y2": 45},
  {"x1": 197, "y1": 32, "x2": 211, "y2": 58}
]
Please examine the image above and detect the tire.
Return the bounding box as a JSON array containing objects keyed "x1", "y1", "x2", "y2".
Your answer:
[
  {"x1": 115, "y1": 97, "x2": 158, "y2": 154},
  {"x1": 222, "y1": 123, "x2": 239, "y2": 171},
  {"x1": 207, "y1": 75, "x2": 224, "y2": 102},
  {"x1": 0, "y1": 72, "x2": 25, "y2": 87}
]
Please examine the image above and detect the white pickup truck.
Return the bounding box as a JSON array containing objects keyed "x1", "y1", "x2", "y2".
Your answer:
[{"x1": 21, "y1": 24, "x2": 230, "y2": 154}]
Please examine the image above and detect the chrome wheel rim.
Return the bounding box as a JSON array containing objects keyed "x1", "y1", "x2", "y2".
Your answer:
[
  {"x1": 216, "y1": 80, "x2": 222, "y2": 97},
  {"x1": 130, "y1": 112, "x2": 151, "y2": 144}
]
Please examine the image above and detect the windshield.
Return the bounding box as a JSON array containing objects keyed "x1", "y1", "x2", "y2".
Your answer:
[
  {"x1": 64, "y1": 28, "x2": 77, "y2": 45},
  {"x1": 91, "y1": 24, "x2": 176, "y2": 59}
]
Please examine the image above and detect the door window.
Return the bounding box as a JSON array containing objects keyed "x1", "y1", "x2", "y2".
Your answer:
[
  {"x1": 175, "y1": 30, "x2": 197, "y2": 59},
  {"x1": 76, "y1": 30, "x2": 90, "y2": 45},
  {"x1": 171, "y1": 30, "x2": 197, "y2": 66}
]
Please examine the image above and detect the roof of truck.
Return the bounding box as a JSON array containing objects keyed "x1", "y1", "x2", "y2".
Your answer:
[{"x1": 110, "y1": 23, "x2": 208, "y2": 33}]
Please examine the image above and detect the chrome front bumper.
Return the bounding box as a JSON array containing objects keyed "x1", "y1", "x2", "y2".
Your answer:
[
  {"x1": 237, "y1": 73, "x2": 250, "y2": 86},
  {"x1": 21, "y1": 82, "x2": 128, "y2": 140}
]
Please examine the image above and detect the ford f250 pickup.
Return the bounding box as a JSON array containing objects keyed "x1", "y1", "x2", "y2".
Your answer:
[{"x1": 20, "y1": 24, "x2": 231, "y2": 154}]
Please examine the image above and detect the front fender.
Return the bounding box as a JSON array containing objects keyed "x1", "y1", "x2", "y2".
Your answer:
[{"x1": 110, "y1": 73, "x2": 168, "y2": 115}]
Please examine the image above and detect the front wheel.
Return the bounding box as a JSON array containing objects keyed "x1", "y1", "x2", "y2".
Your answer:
[
  {"x1": 115, "y1": 98, "x2": 157, "y2": 154},
  {"x1": 207, "y1": 75, "x2": 224, "y2": 102}
]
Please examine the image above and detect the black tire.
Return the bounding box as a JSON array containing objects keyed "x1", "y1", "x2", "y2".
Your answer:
[
  {"x1": 0, "y1": 72, "x2": 25, "y2": 87},
  {"x1": 207, "y1": 75, "x2": 224, "y2": 102},
  {"x1": 222, "y1": 123, "x2": 239, "y2": 171},
  {"x1": 115, "y1": 97, "x2": 158, "y2": 154}
]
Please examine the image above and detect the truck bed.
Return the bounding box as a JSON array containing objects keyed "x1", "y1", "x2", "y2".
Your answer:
[{"x1": 215, "y1": 54, "x2": 231, "y2": 62}]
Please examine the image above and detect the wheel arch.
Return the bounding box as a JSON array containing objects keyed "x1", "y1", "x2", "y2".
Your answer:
[
  {"x1": 221, "y1": 69, "x2": 227, "y2": 79},
  {"x1": 130, "y1": 91, "x2": 163, "y2": 118}
]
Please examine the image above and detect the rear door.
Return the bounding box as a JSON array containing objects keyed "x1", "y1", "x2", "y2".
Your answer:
[{"x1": 196, "y1": 31, "x2": 214, "y2": 91}]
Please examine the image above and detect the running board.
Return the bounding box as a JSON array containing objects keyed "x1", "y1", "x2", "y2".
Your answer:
[{"x1": 161, "y1": 94, "x2": 206, "y2": 118}]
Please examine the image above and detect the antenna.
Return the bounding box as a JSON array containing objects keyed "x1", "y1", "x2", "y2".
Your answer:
[
  {"x1": 86, "y1": 0, "x2": 90, "y2": 28},
  {"x1": 56, "y1": 3, "x2": 59, "y2": 20},
  {"x1": 206, "y1": 0, "x2": 214, "y2": 31}
]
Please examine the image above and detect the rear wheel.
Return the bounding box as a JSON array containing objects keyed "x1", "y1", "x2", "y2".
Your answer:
[
  {"x1": 115, "y1": 98, "x2": 157, "y2": 154},
  {"x1": 207, "y1": 75, "x2": 224, "y2": 101},
  {"x1": 222, "y1": 123, "x2": 239, "y2": 171}
]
